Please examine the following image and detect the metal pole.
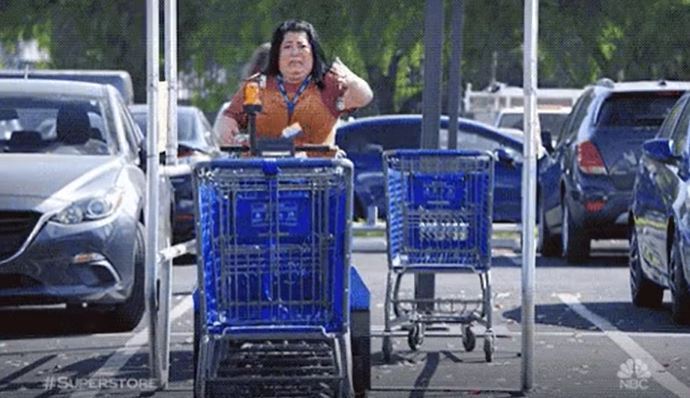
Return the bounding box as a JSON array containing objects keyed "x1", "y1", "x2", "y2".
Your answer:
[
  {"x1": 144, "y1": 0, "x2": 178, "y2": 388},
  {"x1": 446, "y1": 0, "x2": 464, "y2": 150},
  {"x1": 417, "y1": 0, "x2": 444, "y2": 310},
  {"x1": 521, "y1": 0, "x2": 538, "y2": 392},
  {"x1": 145, "y1": 0, "x2": 162, "y2": 387},
  {"x1": 421, "y1": 0, "x2": 443, "y2": 149},
  {"x1": 165, "y1": 0, "x2": 178, "y2": 165}
]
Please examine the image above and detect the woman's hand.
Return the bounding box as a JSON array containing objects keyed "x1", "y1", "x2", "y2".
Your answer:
[
  {"x1": 330, "y1": 58, "x2": 373, "y2": 110},
  {"x1": 219, "y1": 116, "x2": 248, "y2": 146}
]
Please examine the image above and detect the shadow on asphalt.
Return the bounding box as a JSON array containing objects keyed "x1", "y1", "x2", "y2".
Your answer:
[
  {"x1": 0, "y1": 307, "x2": 133, "y2": 338},
  {"x1": 0, "y1": 351, "x2": 194, "y2": 396},
  {"x1": 535, "y1": 254, "x2": 629, "y2": 268},
  {"x1": 502, "y1": 301, "x2": 690, "y2": 334}
]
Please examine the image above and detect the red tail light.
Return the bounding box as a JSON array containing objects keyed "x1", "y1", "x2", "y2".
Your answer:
[
  {"x1": 577, "y1": 141, "x2": 607, "y2": 175},
  {"x1": 585, "y1": 200, "x2": 606, "y2": 213}
]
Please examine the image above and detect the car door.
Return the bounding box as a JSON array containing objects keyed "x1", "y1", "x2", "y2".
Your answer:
[
  {"x1": 540, "y1": 89, "x2": 594, "y2": 233},
  {"x1": 337, "y1": 118, "x2": 421, "y2": 217},
  {"x1": 638, "y1": 96, "x2": 690, "y2": 285},
  {"x1": 632, "y1": 97, "x2": 688, "y2": 281},
  {"x1": 453, "y1": 127, "x2": 523, "y2": 222}
]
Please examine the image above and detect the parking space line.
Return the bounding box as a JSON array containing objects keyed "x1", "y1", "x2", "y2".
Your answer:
[
  {"x1": 558, "y1": 293, "x2": 690, "y2": 398},
  {"x1": 366, "y1": 325, "x2": 690, "y2": 338},
  {"x1": 69, "y1": 296, "x2": 193, "y2": 398}
]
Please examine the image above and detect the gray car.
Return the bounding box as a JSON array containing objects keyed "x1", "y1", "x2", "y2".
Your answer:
[{"x1": 0, "y1": 79, "x2": 147, "y2": 331}]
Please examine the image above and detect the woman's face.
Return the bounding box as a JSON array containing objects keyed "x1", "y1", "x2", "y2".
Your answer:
[{"x1": 278, "y1": 31, "x2": 313, "y2": 83}]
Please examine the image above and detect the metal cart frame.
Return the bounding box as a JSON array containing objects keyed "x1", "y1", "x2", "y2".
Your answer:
[
  {"x1": 381, "y1": 149, "x2": 496, "y2": 362},
  {"x1": 193, "y1": 158, "x2": 354, "y2": 397}
]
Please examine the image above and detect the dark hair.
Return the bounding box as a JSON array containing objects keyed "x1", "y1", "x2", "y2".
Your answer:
[
  {"x1": 265, "y1": 19, "x2": 329, "y2": 89},
  {"x1": 242, "y1": 42, "x2": 271, "y2": 79}
]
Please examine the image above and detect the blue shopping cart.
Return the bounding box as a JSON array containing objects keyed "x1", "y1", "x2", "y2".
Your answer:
[
  {"x1": 381, "y1": 149, "x2": 496, "y2": 362},
  {"x1": 192, "y1": 157, "x2": 354, "y2": 397}
]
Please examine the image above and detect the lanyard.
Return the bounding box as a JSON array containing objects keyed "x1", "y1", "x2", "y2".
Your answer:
[{"x1": 276, "y1": 74, "x2": 311, "y2": 119}]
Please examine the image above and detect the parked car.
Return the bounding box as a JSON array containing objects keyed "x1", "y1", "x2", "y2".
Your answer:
[
  {"x1": 538, "y1": 79, "x2": 690, "y2": 262},
  {"x1": 0, "y1": 69, "x2": 135, "y2": 105},
  {"x1": 336, "y1": 114, "x2": 531, "y2": 222},
  {"x1": 0, "y1": 79, "x2": 147, "y2": 330},
  {"x1": 494, "y1": 105, "x2": 571, "y2": 145},
  {"x1": 129, "y1": 104, "x2": 221, "y2": 242},
  {"x1": 629, "y1": 92, "x2": 690, "y2": 324},
  {"x1": 212, "y1": 101, "x2": 231, "y2": 144}
]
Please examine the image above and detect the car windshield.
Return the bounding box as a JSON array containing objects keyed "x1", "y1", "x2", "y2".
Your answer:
[
  {"x1": 131, "y1": 110, "x2": 211, "y2": 146},
  {"x1": 498, "y1": 112, "x2": 569, "y2": 134},
  {"x1": 596, "y1": 92, "x2": 683, "y2": 128},
  {"x1": 0, "y1": 95, "x2": 117, "y2": 155}
]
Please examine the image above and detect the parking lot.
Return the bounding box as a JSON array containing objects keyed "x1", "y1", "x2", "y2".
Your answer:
[{"x1": 1, "y1": 240, "x2": 688, "y2": 398}]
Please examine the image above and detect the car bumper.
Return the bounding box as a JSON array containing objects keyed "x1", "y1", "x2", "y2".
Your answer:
[
  {"x1": 0, "y1": 211, "x2": 138, "y2": 306},
  {"x1": 566, "y1": 188, "x2": 630, "y2": 239}
]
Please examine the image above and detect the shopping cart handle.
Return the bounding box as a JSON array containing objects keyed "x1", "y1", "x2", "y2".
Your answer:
[
  {"x1": 220, "y1": 143, "x2": 341, "y2": 157},
  {"x1": 220, "y1": 145, "x2": 249, "y2": 153},
  {"x1": 294, "y1": 144, "x2": 337, "y2": 153}
]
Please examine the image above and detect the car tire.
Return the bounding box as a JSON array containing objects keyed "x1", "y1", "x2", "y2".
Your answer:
[
  {"x1": 561, "y1": 202, "x2": 589, "y2": 263},
  {"x1": 538, "y1": 201, "x2": 561, "y2": 257},
  {"x1": 670, "y1": 231, "x2": 690, "y2": 324},
  {"x1": 110, "y1": 222, "x2": 146, "y2": 331},
  {"x1": 629, "y1": 226, "x2": 663, "y2": 308},
  {"x1": 353, "y1": 197, "x2": 366, "y2": 220}
]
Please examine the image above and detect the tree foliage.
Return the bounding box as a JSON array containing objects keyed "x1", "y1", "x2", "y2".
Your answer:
[{"x1": 2, "y1": 0, "x2": 690, "y2": 114}]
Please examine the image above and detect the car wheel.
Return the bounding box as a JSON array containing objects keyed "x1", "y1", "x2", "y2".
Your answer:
[
  {"x1": 110, "y1": 222, "x2": 146, "y2": 331},
  {"x1": 561, "y1": 202, "x2": 589, "y2": 263},
  {"x1": 670, "y1": 231, "x2": 690, "y2": 324},
  {"x1": 629, "y1": 226, "x2": 663, "y2": 308},
  {"x1": 538, "y1": 201, "x2": 561, "y2": 257},
  {"x1": 353, "y1": 197, "x2": 366, "y2": 220}
]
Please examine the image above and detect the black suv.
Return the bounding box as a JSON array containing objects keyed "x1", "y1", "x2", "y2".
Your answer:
[{"x1": 538, "y1": 79, "x2": 690, "y2": 262}]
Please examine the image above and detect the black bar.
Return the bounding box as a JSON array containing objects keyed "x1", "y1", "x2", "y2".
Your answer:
[
  {"x1": 447, "y1": 0, "x2": 465, "y2": 150},
  {"x1": 418, "y1": 0, "x2": 445, "y2": 310},
  {"x1": 248, "y1": 113, "x2": 257, "y2": 156}
]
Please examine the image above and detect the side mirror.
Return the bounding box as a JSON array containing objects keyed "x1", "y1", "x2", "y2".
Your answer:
[
  {"x1": 495, "y1": 147, "x2": 516, "y2": 167},
  {"x1": 642, "y1": 138, "x2": 679, "y2": 163},
  {"x1": 364, "y1": 143, "x2": 384, "y2": 154},
  {"x1": 540, "y1": 131, "x2": 554, "y2": 153}
]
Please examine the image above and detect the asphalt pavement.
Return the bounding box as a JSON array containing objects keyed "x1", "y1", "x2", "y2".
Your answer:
[{"x1": 1, "y1": 240, "x2": 689, "y2": 397}]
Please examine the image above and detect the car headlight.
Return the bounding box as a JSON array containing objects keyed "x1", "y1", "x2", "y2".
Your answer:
[{"x1": 52, "y1": 188, "x2": 125, "y2": 224}]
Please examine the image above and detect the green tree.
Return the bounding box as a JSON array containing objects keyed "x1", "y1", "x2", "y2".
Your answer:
[{"x1": 5, "y1": 0, "x2": 690, "y2": 114}]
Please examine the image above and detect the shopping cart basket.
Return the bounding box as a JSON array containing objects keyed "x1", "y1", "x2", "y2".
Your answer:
[
  {"x1": 193, "y1": 157, "x2": 354, "y2": 397},
  {"x1": 381, "y1": 149, "x2": 495, "y2": 362}
]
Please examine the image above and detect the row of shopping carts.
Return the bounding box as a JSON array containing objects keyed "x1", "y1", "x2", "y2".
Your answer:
[{"x1": 191, "y1": 145, "x2": 496, "y2": 397}]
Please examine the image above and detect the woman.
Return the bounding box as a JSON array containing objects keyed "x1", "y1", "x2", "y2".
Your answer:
[
  {"x1": 220, "y1": 19, "x2": 373, "y2": 149},
  {"x1": 241, "y1": 42, "x2": 271, "y2": 80}
]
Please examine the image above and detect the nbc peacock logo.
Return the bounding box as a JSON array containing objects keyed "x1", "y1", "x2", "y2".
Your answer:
[{"x1": 617, "y1": 358, "x2": 651, "y2": 390}]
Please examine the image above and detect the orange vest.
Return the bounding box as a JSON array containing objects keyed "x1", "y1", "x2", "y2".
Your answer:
[{"x1": 227, "y1": 74, "x2": 342, "y2": 147}]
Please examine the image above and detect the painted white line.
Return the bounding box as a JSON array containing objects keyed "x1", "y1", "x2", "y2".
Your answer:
[
  {"x1": 368, "y1": 325, "x2": 690, "y2": 338},
  {"x1": 502, "y1": 331, "x2": 690, "y2": 338},
  {"x1": 558, "y1": 293, "x2": 690, "y2": 398},
  {"x1": 69, "y1": 296, "x2": 193, "y2": 398}
]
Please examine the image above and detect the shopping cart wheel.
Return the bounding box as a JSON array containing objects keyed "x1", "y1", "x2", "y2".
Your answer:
[
  {"x1": 382, "y1": 336, "x2": 393, "y2": 363},
  {"x1": 407, "y1": 323, "x2": 425, "y2": 351},
  {"x1": 462, "y1": 325, "x2": 476, "y2": 352},
  {"x1": 484, "y1": 334, "x2": 495, "y2": 362}
]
